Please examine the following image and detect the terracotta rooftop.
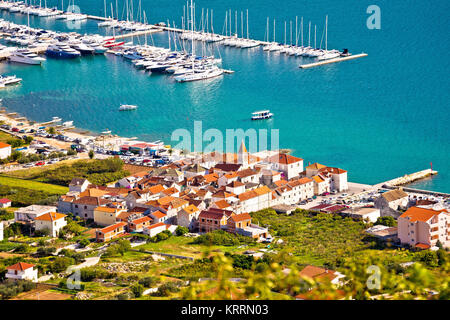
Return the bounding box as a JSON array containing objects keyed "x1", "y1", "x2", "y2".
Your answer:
[
  {"x1": 34, "y1": 212, "x2": 66, "y2": 222},
  {"x1": 7, "y1": 262, "x2": 35, "y2": 271}
]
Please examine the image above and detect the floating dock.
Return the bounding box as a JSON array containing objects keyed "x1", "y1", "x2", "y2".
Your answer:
[
  {"x1": 299, "y1": 53, "x2": 368, "y2": 69},
  {"x1": 113, "y1": 28, "x2": 163, "y2": 40}
]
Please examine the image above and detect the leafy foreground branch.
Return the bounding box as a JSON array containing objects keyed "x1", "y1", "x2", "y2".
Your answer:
[{"x1": 180, "y1": 250, "x2": 450, "y2": 300}]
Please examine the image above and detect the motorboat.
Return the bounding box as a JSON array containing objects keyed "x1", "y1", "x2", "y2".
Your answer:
[
  {"x1": 251, "y1": 110, "x2": 273, "y2": 120},
  {"x1": 119, "y1": 104, "x2": 138, "y2": 111},
  {"x1": 0, "y1": 74, "x2": 22, "y2": 87},
  {"x1": 9, "y1": 48, "x2": 46, "y2": 65},
  {"x1": 45, "y1": 44, "x2": 81, "y2": 58}
]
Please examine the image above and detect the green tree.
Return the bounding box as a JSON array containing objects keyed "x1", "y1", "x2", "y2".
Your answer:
[
  {"x1": 131, "y1": 283, "x2": 144, "y2": 298},
  {"x1": 88, "y1": 150, "x2": 94, "y2": 159},
  {"x1": 375, "y1": 216, "x2": 397, "y2": 227},
  {"x1": 175, "y1": 226, "x2": 189, "y2": 236}
]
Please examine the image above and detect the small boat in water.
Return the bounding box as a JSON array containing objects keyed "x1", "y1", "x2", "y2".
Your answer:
[
  {"x1": 119, "y1": 104, "x2": 138, "y2": 111},
  {"x1": 251, "y1": 110, "x2": 273, "y2": 120},
  {"x1": 0, "y1": 74, "x2": 22, "y2": 87}
]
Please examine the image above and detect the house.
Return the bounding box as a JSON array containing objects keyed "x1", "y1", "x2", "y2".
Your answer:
[
  {"x1": 0, "y1": 198, "x2": 11, "y2": 208},
  {"x1": 344, "y1": 207, "x2": 380, "y2": 223},
  {"x1": 374, "y1": 189, "x2": 409, "y2": 218},
  {"x1": 268, "y1": 153, "x2": 304, "y2": 180},
  {"x1": 365, "y1": 225, "x2": 398, "y2": 242},
  {"x1": 177, "y1": 204, "x2": 201, "y2": 231},
  {"x1": 34, "y1": 212, "x2": 67, "y2": 237},
  {"x1": 14, "y1": 205, "x2": 58, "y2": 223},
  {"x1": 211, "y1": 200, "x2": 232, "y2": 210},
  {"x1": 143, "y1": 222, "x2": 176, "y2": 237},
  {"x1": 237, "y1": 168, "x2": 262, "y2": 185},
  {"x1": 69, "y1": 196, "x2": 112, "y2": 220},
  {"x1": 0, "y1": 142, "x2": 11, "y2": 159},
  {"x1": 237, "y1": 186, "x2": 272, "y2": 213},
  {"x1": 184, "y1": 163, "x2": 207, "y2": 178},
  {"x1": 305, "y1": 163, "x2": 328, "y2": 178},
  {"x1": 69, "y1": 178, "x2": 90, "y2": 193},
  {"x1": 298, "y1": 265, "x2": 345, "y2": 286},
  {"x1": 398, "y1": 207, "x2": 449, "y2": 249},
  {"x1": 149, "y1": 210, "x2": 168, "y2": 224},
  {"x1": 198, "y1": 209, "x2": 234, "y2": 233},
  {"x1": 128, "y1": 216, "x2": 153, "y2": 232},
  {"x1": 6, "y1": 262, "x2": 38, "y2": 282},
  {"x1": 145, "y1": 196, "x2": 189, "y2": 221},
  {"x1": 95, "y1": 222, "x2": 127, "y2": 242},
  {"x1": 217, "y1": 171, "x2": 239, "y2": 187},
  {"x1": 93, "y1": 206, "x2": 126, "y2": 227},
  {"x1": 318, "y1": 167, "x2": 348, "y2": 192},
  {"x1": 312, "y1": 175, "x2": 330, "y2": 195}
]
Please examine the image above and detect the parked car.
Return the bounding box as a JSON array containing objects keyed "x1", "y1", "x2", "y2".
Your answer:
[
  {"x1": 11, "y1": 127, "x2": 19, "y2": 132},
  {"x1": 35, "y1": 161, "x2": 45, "y2": 166}
]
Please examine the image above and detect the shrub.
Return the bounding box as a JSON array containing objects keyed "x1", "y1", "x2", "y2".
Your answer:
[
  {"x1": 139, "y1": 276, "x2": 158, "y2": 288},
  {"x1": 175, "y1": 226, "x2": 189, "y2": 236},
  {"x1": 49, "y1": 257, "x2": 74, "y2": 273},
  {"x1": 375, "y1": 216, "x2": 397, "y2": 227},
  {"x1": 193, "y1": 230, "x2": 251, "y2": 246},
  {"x1": 80, "y1": 267, "x2": 117, "y2": 282},
  {"x1": 131, "y1": 283, "x2": 144, "y2": 298},
  {"x1": 78, "y1": 238, "x2": 90, "y2": 248}
]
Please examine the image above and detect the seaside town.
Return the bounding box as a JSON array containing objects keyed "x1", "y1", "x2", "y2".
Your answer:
[
  {"x1": 0, "y1": 106, "x2": 448, "y2": 300},
  {"x1": 0, "y1": 0, "x2": 448, "y2": 304}
]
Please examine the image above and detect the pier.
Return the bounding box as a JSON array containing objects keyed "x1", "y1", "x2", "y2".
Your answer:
[
  {"x1": 113, "y1": 28, "x2": 163, "y2": 40},
  {"x1": 299, "y1": 53, "x2": 368, "y2": 69}
]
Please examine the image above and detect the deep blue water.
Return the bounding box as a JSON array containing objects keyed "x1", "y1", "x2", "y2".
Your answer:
[{"x1": 0, "y1": 1, "x2": 449, "y2": 192}]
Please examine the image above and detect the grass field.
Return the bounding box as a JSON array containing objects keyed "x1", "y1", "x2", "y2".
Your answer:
[
  {"x1": 3, "y1": 160, "x2": 81, "y2": 180},
  {"x1": 251, "y1": 209, "x2": 372, "y2": 266},
  {"x1": 134, "y1": 236, "x2": 264, "y2": 259},
  {"x1": 0, "y1": 176, "x2": 68, "y2": 194},
  {"x1": 0, "y1": 131, "x2": 13, "y2": 144}
]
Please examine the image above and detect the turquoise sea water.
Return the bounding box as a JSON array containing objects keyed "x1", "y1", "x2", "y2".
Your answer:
[{"x1": 0, "y1": 1, "x2": 449, "y2": 192}]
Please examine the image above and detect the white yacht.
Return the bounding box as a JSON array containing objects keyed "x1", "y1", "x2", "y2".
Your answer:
[
  {"x1": 119, "y1": 104, "x2": 138, "y2": 111},
  {"x1": 0, "y1": 75, "x2": 22, "y2": 87},
  {"x1": 9, "y1": 49, "x2": 46, "y2": 65},
  {"x1": 251, "y1": 110, "x2": 273, "y2": 120}
]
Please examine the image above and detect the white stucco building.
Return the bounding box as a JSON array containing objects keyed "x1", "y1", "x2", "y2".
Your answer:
[
  {"x1": 6, "y1": 262, "x2": 38, "y2": 282},
  {"x1": 34, "y1": 212, "x2": 67, "y2": 237},
  {"x1": 0, "y1": 142, "x2": 11, "y2": 159}
]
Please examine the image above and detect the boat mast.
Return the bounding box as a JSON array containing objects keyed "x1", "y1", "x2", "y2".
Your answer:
[
  {"x1": 284, "y1": 21, "x2": 286, "y2": 45},
  {"x1": 290, "y1": 20, "x2": 292, "y2": 45},
  {"x1": 301, "y1": 17, "x2": 303, "y2": 46},
  {"x1": 241, "y1": 11, "x2": 243, "y2": 39},
  {"x1": 314, "y1": 24, "x2": 316, "y2": 49},
  {"x1": 325, "y1": 15, "x2": 328, "y2": 51},
  {"x1": 191, "y1": 0, "x2": 194, "y2": 71},
  {"x1": 234, "y1": 10, "x2": 237, "y2": 36},
  {"x1": 295, "y1": 16, "x2": 298, "y2": 46},
  {"x1": 273, "y1": 19, "x2": 275, "y2": 43},
  {"x1": 308, "y1": 21, "x2": 311, "y2": 47},
  {"x1": 246, "y1": 9, "x2": 249, "y2": 39}
]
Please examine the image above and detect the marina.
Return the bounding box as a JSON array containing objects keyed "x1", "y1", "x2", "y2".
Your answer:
[{"x1": 0, "y1": 0, "x2": 448, "y2": 193}]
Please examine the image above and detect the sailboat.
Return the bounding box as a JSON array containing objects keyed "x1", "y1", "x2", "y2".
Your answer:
[
  {"x1": 317, "y1": 15, "x2": 340, "y2": 60},
  {"x1": 175, "y1": 0, "x2": 223, "y2": 82}
]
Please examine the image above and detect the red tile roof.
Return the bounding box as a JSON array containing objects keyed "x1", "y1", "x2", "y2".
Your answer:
[
  {"x1": 7, "y1": 262, "x2": 35, "y2": 271},
  {"x1": 400, "y1": 207, "x2": 447, "y2": 223},
  {"x1": 98, "y1": 222, "x2": 127, "y2": 234},
  {"x1": 0, "y1": 198, "x2": 11, "y2": 204}
]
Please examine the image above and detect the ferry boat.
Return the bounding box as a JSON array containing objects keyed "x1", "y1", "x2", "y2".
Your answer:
[
  {"x1": 45, "y1": 44, "x2": 81, "y2": 58},
  {"x1": 119, "y1": 104, "x2": 138, "y2": 111},
  {"x1": 9, "y1": 49, "x2": 46, "y2": 65},
  {"x1": 0, "y1": 74, "x2": 22, "y2": 87},
  {"x1": 251, "y1": 110, "x2": 273, "y2": 120}
]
